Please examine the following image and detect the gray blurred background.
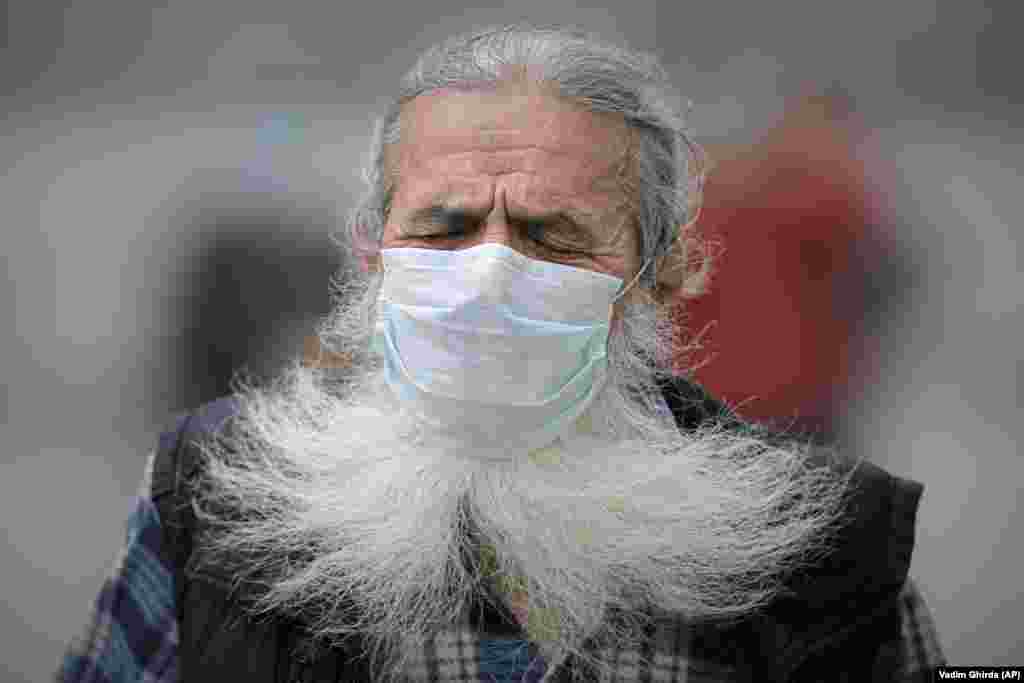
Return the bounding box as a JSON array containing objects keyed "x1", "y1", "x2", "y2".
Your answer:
[{"x1": 2, "y1": 1, "x2": 1021, "y2": 679}]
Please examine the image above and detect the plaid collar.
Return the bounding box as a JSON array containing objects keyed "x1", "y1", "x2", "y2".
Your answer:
[
  {"x1": 393, "y1": 602, "x2": 700, "y2": 683},
  {"x1": 382, "y1": 534, "x2": 709, "y2": 683}
]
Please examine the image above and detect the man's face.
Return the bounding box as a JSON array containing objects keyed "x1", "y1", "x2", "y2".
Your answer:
[{"x1": 381, "y1": 80, "x2": 644, "y2": 324}]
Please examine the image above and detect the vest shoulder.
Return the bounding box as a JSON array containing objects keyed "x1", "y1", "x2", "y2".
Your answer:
[
  {"x1": 783, "y1": 455, "x2": 924, "y2": 612},
  {"x1": 658, "y1": 374, "x2": 744, "y2": 431},
  {"x1": 151, "y1": 395, "x2": 243, "y2": 499},
  {"x1": 190, "y1": 395, "x2": 244, "y2": 438},
  {"x1": 729, "y1": 458, "x2": 925, "y2": 678},
  {"x1": 156, "y1": 395, "x2": 242, "y2": 449},
  {"x1": 661, "y1": 375, "x2": 925, "y2": 599}
]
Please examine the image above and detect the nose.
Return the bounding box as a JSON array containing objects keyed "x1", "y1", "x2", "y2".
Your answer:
[{"x1": 464, "y1": 190, "x2": 527, "y2": 253}]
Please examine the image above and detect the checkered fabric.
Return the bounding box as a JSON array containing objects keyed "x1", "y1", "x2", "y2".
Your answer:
[
  {"x1": 57, "y1": 451, "x2": 179, "y2": 683},
  {"x1": 58, "y1": 408, "x2": 946, "y2": 682}
]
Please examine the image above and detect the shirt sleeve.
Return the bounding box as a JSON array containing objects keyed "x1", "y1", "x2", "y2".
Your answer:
[
  {"x1": 893, "y1": 577, "x2": 947, "y2": 681},
  {"x1": 56, "y1": 451, "x2": 179, "y2": 683}
]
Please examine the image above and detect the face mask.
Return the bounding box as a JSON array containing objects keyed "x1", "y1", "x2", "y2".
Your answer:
[{"x1": 370, "y1": 243, "x2": 648, "y2": 458}]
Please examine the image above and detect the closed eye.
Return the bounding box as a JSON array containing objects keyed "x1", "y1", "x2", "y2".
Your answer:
[
  {"x1": 522, "y1": 221, "x2": 587, "y2": 254},
  {"x1": 404, "y1": 206, "x2": 591, "y2": 256},
  {"x1": 407, "y1": 207, "x2": 476, "y2": 238}
]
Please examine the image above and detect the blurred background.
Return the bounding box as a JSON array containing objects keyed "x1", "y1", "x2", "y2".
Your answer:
[{"x1": 2, "y1": 1, "x2": 1020, "y2": 679}]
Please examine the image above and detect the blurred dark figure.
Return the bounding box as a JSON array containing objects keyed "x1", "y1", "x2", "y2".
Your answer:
[
  {"x1": 682, "y1": 90, "x2": 921, "y2": 446},
  {"x1": 168, "y1": 197, "x2": 346, "y2": 411}
]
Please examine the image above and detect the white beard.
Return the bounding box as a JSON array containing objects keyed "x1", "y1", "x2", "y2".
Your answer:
[{"x1": 190, "y1": 273, "x2": 852, "y2": 681}]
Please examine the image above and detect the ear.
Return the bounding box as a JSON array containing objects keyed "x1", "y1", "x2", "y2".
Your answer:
[
  {"x1": 654, "y1": 234, "x2": 687, "y2": 295},
  {"x1": 652, "y1": 222, "x2": 697, "y2": 301},
  {"x1": 653, "y1": 202, "x2": 714, "y2": 301}
]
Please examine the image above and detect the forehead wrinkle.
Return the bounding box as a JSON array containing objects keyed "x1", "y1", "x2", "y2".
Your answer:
[
  {"x1": 397, "y1": 177, "x2": 494, "y2": 211},
  {"x1": 396, "y1": 161, "x2": 630, "y2": 222},
  {"x1": 403, "y1": 143, "x2": 623, "y2": 183},
  {"x1": 517, "y1": 177, "x2": 633, "y2": 218},
  {"x1": 394, "y1": 88, "x2": 633, "y2": 167}
]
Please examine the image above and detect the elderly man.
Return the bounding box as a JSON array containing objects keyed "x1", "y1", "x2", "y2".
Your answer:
[{"x1": 59, "y1": 25, "x2": 944, "y2": 682}]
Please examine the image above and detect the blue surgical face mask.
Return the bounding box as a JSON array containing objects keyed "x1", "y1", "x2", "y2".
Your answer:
[{"x1": 370, "y1": 242, "x2": 649, "y2": 457}]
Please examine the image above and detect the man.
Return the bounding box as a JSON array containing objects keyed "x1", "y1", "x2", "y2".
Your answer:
[{"x1": 58, "y1": 25, "x2": 944, "y2": 682}]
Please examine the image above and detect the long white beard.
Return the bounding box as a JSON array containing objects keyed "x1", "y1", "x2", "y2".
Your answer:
[{"x1": 190, "y1": 274, "x2": 852, "y2": 681}]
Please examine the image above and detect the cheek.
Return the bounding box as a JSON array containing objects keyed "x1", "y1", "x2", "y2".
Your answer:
[
  {"x1": 588, "y1": 253, "x2": 634, "y2": 283},
  {"x1": 591, "y1": 217, "x2": 643, "y2": 280}
]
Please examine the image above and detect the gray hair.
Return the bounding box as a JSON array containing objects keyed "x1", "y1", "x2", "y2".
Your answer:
[{"x1": 340, "y1": 24, "x2": 708, "y2": 294}]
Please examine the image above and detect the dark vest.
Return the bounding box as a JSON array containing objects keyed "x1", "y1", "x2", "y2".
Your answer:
[{"x1": 151, "y1": 377, "x2": 921, "y2": 681}]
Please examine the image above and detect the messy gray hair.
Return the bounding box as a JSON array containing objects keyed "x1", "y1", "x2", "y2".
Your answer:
[{"x1": 339, "y1": 23, "x2": 708, "y2": 295}]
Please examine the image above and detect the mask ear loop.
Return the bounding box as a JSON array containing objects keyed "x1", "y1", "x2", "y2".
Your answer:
[
  {"x1": 611, "y1": 257, "x2": 652, "y2": 304},
  {"x1": 611, "y1": 195, "x2": 705, "y2": 305},
  {"x1": 607, "y1": 256, "x2": 651, "y2": 324}
]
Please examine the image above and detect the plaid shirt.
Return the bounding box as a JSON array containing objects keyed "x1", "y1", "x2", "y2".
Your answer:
[{"x1": 58, "y1": 448, "x2": 947, "y2": 683}]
